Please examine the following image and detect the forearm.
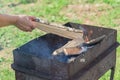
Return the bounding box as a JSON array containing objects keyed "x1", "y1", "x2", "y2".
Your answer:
[
  {"x1": 0, "y1": 14, "x2": 36, "y2": 32},
  {"x1": 0, "y1": 14, "x2": 18, "y2": 27}
]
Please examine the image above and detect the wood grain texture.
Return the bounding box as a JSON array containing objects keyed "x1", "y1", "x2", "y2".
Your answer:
[
  {"x1": 35, "y1": 22, "x2": 83, "y2": 39},
  {"x1": 52, "y1": 38, "x2": 84, "y2": 55}
]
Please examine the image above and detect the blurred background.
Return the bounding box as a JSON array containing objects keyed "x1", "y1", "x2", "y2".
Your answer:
[{"x1": 0, "y1": 0, "x2": 120, "y2": 80}]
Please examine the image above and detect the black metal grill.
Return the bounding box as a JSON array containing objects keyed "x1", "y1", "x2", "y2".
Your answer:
[{"x1": 12, "y1": 22, "x2": 119, "y2": 80}]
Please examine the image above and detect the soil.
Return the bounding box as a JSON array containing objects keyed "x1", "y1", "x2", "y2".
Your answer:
[{"x1": 0, "y1": 48, "x2": 14, "y2": 59}]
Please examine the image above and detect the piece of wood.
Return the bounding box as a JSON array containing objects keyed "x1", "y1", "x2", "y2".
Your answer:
[
  {"x1": 52, "y1": 35, "x2": 106, "y2": 56},
  {"x1": 35, "y1": 22, "x2": 83, "y2": 39},
  {"x1": 52, "y1": 38, "x2": 84, "y2": 55}
]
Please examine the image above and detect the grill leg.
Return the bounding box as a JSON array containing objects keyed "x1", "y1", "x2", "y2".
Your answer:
[{"x1": 110, "y1": 66, "x2": 115, "y2": 80}]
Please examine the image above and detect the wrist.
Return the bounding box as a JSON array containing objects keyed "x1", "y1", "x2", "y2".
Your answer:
[{"x1": 11, "y1": 15, "x2": 19, "y2": 25}]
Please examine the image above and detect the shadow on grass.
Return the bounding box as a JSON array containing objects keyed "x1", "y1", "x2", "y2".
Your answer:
[
  {"x1": 20, "y1": 0, "x2": 37, "y2": 4},
  {"x1": 0, "y1": 46, "x2": 3, "y2": 51}
]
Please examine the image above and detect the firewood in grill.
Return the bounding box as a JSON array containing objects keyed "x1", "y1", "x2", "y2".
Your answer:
[
  {"x1": 64, "y1": 35, "x2": 106, "y2": 56},
  {"x1": 83, "y1": 35, "x2": 106, "y2": 46},
  {"x1": 64, "y1": 46, "x2": 87, "y2": 56},
  {"x1": 53, "y1": 35, "x2": 106, "y2": 56},
  {"x1": 52, "y1": 38, "x2": 84, "y2": 56}
]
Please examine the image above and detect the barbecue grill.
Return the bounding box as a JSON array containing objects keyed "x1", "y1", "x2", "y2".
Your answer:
[{"x1": 12, "y1": 22, "x2": 119, "y2": 80}]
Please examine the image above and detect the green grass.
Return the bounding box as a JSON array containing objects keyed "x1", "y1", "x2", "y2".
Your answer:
[
  {"x1": 12, "y1": 0, "x2": 70, "y2": 22},
  {"x1": 0, "y1": 26, "x2": 44, "y2": 47},
  {"x1": 0, "y1": 0, "x2": 120, "y2": 80},
  {"x1": 81, "y1": 0, "x2": 120, "y2": 5},
  {"x1": 0, "y1": 69, "x2": 15, "y2": 80},
  {"x1": 19, "y1": 0, "x2": 37, "y2": 4}
]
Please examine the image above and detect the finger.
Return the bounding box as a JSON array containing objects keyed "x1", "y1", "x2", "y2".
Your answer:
[
  {"x1": 25, "y1": 19, "x2": 36, "y2": 29},
  {"x1": 30, "y1": 21, "x2": 36, "y2": 29},
  {"x1": 26, "y1": 23, "x2": 35, "y2": 30},
  {"x1": 24, "y1": 26, "x2": 33, "y2": 31},
  {"x1": 28, "y1": 16, "x2": 36, "y2": 21},
  {"x1": 16, "y1": 25, "x2": 29, "y2": 32},
  {"x1": 16, "y1": 23, "x2": 33, "y2": 32}
]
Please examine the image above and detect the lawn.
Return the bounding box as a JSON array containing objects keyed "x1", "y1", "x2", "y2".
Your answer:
[{"x1": 0, "y1": 0, "x2": 120, "y2": 80}]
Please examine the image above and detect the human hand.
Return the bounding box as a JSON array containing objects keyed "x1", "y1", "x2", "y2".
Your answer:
[{"x1": 14, "y1": 15, "x2": 36, "y2": 32}]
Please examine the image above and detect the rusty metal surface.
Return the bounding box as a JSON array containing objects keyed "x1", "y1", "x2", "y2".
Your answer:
[
  {"x1": 13, "y1": 44, "x2": 118, "y2": 80},
  {"x1": 14, "y1": 42, "x2": 118, "y2": 80},
  {"x1": 15, "y1": 71, "x2": 46, "y2": 80},
  {"x1": 64, "y1": 22, "x2": 117, "y2": 40},
  {"x1": 71, "y1": 42, "x2": 119, "y2": 80},
  {"x1": 12, "y1": 22, "x2": 119, "y2": 80}
]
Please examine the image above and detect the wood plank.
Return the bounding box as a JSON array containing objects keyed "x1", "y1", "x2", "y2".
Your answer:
[{"x1": 35, "y1": 22, "x2": 83, "y2": 39}]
